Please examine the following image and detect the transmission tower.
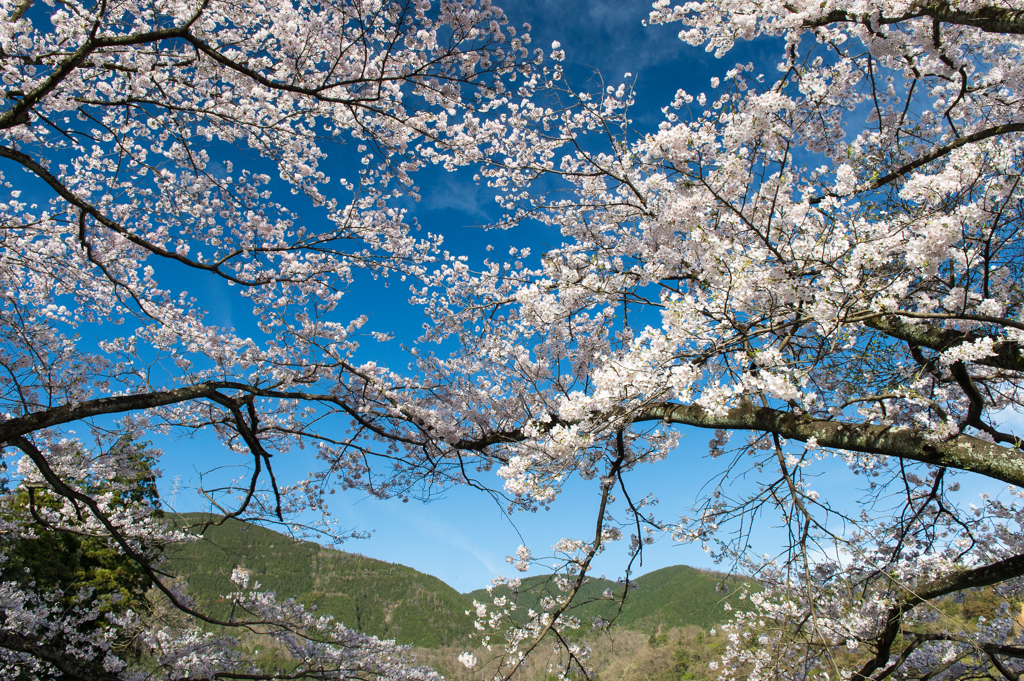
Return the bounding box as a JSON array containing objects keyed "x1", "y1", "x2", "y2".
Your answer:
[{"x1": 169, "y1": 475, "x2": 182, "y2": 510}]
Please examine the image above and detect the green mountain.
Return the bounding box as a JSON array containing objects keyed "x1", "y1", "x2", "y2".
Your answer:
[
  {"x1": 466, "y1": 573, "x2": 623, "y2": 630},
  {"x1": 466, "y1": 566, "x2": 752, "y2": 634},
  {"x1": 163, "y1": 514, "x2": 751, "y2": 648},
  {"x1": 162, "y1": 513, "x2": 475, "y2": 647},
  {"x1": 615, "y1": 565, "x2": 753, "y2": 631}
]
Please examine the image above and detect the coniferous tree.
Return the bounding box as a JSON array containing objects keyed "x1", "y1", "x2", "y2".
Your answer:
[{"x1": 0, "y1": 433, "x2": 163, "y2": 677}]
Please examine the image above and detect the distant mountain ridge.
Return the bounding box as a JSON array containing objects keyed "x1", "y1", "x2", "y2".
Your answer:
[
  {"x1": 163, "y1": 513, "x2": 474, "y2": 647},
  {"x1": 465, "y1": 565, "x2": 751, "y2": 633},
  {"x1": 162, "y1": 513, "x2": 751, "y2": 648}
]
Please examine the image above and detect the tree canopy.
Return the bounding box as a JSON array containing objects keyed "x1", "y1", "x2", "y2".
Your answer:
[
  {"x1": 0, "y1": 433, "x2": 160, "y2": 678},
  {"x1": 2, "y1": 0, "x2": 1024, "y2": 679}
]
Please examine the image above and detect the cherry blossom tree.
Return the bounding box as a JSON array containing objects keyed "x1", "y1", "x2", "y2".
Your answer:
[
  {"x1": 417, "y1": 2, "x2": 1024, "y2": 680},
  {"x1": 0, "y1": 0, "x2": 547, "y2": 675},
  {"x1": 5, "y1": 0, "x2": 1024, "y2": 678}
]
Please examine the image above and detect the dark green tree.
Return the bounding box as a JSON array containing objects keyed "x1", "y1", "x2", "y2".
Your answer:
[{"x1": 0, "y1": 433, "x2": 163, "y2": 672}]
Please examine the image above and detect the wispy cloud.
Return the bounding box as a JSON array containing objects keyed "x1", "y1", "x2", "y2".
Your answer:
[
  {"x1": 504, "y1": 0, "x2": 707, "y2": 77},
  {"x1": 421, "y1": 174, "x2": 492, "y2": 221},
  {"x1": 406, "y1": 510, "x2": 505, "y2": 577}
]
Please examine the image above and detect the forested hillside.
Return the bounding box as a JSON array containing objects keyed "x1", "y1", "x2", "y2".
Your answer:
[
  {"x1": 164, "y1": 513, "x2": 750, "y2": 651},
  {"x1": 163, "y1": 513, "x2": 475, "y2": 647},
  {"x1": 619, "y1": 566, "x2": 751, "y2": 631},
  {"x1": 465, "y1": 566, "x2": 751, "y2": 633},
  {"x1": 162, "y1": 513, "x2": 1013, "y2": 681}
]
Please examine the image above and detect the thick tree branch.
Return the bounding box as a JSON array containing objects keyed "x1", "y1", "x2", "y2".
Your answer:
[
  {"x1": 903, "y1": 633, "x2": 1024, "y2": 662},
  {"x1": 0, "y1": 145, "x2": 256, "y2": 284},
  {"x1": 0, "y1": 383, "x2": 220, "y2": 444},
  {"x1": 0, "y1": 17, "x2": 204, "y2": 130},
  {"x1": 794, "y1": 2, "x2": 1024, "y2": 36},
  {"x1": 449, "y1": 398, "x2": 1024, "y2": 486},
  {"x1": 853, "y1": 551, "x2": 1024, "y2": 681},
  {"x1": 805, "y1": 123, "x2": 1024, "y2": 205},
  {"x1": 636, "y1": 402, "x2": 1024, "y2": 486},
  {"x1": 863, "y1": 314, "x2": 1024, "y2": 372},
  {"x1": 866, "y1": 124, "x2": 1024, "y2": 190}
]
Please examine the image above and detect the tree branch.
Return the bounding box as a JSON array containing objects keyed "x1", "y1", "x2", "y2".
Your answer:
[
  {"x1": 0, "y1": 383, "x2": 220, "y2": 444},
  {"x1": 853, "y1": 551, "x2": 1024, "y2": 681},
  {"x1": 863, "y1": 314, "x2": 1024, "y2": 373},
  {"x1": 0, "y1": 630, "x2": 120, "y2": 681},
  {"x1": 795, "y1": 2, "x2": 1024, "y2": 36},
  {"x1": 636, "y1": 402, "x2": 1024, "y2": 486}
]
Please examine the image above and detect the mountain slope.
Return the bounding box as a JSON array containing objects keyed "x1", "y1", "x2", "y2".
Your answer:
[
  {"x1": 163, "y1": 514, "x2": 751, "y2": 648},
  {"x1": 465, "y1": 573, "x2": 623, "y2": 629},
  {"x1": 466, "y1": 566, "x2": 753, "y2": 633},
  {"x1": 617, "y1": 565, "x2": 752, "y2": 631},
  {"x1": 162, "y1": 513, "x2": 476, "y2": 647}
]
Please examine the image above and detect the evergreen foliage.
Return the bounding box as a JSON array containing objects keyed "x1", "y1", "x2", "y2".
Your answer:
[
  {"x1": 163, "y1": 513, "x2": 476, "y2": 647},
  {"x1": 165, "y1": 514, "x2": 1011, "y2": 679},
  {"x1": 165, "y1": 513, "x2": 754, "y2": 650},
  {"x1": 0, "y1": 434, "x2": 163, "y2": 673},
  {"x1": 465, "y1": 566, "x2": 752, "y2": 633},
  {"x1": 0, "y1": 435, "x2": 161, "y2": 615},
  {"x1": 616, "y1": 566, "x2": 753, "y2": 632}
]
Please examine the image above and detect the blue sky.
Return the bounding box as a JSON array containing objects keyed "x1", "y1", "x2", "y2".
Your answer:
[
  {"x1": 147, "y1": 0, "x2": 1019, "y2": 594},
  {"x1": 147, "y1": 0, "x2": 750, "y2": 592}
]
